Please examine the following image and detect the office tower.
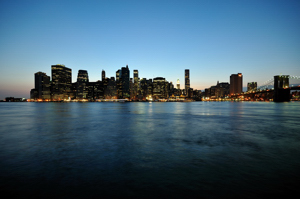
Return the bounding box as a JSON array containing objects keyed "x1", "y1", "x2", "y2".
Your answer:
[
  {"x1": 133, "y1": 70, "x2": 139, "y2": 97},
  {"x1": 30, "y1": 72, "x2": 51, "y2": 100},
  {"x1": 51, "y1": 64, "x2": 72, "y2": 100},
  {"x1": 87, "y1": 81, "x2": 104, "y2": 100},
  {"x1": 153, "y1": 77, "x2": 168, "y2": 99},
  {"x1": 76, "y1": 70, "x2": 89, "y2": 99},
  {"x1": 230, "y1": 73, "x2": 243, "y2": 95},
  {"x1": 102, "y1": 70, "x2": 106, "y2": 81},
  {"x1": 185, "y1": 69, "x2": 190, "y2": 94},
  {"x1": 177, "y1": 79, "x2": 180, "y2": 90},
  {"x1": 121, "y1": 65, "x2": 130, "y2": 98},
  {"x1": 104, "y1": 77, "x2": 117, "y2": 99},
  {"x1": 117, "y1": 65, "x2": 130, "y2": 99},
  {"x1": 247, "y1": 82, "x2": 257, "y2": 92}
]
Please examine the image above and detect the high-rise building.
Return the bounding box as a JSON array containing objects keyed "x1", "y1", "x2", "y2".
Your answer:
[
  {"x1": 117, "y1": 65, "x2": 130, "y2": 99},
  {"x1": 51, "y1": 64, "x2": 72, "y2": 100},
  {"x1": 76, "y1": 70, "x2": 89, "y2": 99},
  {"x1": 185, "y1": 69, "x2": 190, "y2": 94},
  {"x1": 153, "y1": 77, "x2": 168, "y2": 99},
  {"x1": 230, "y1": 73, "x2": 243, "y2": 95},
  {"x1": 104, "y1": 77, "x2": 117, "y2": 99},
  {"x1": 102, "y1": 70, "x2": 105, "y2": 81},
  {"x1": 247, "y1": 82, "x2": 257, "y2": 92},
  {"x1": 177, "y1": 79, "x2": 180, "y2": 90},
  {"x1": 30, "y1": 72, "x2": 51, "y2": 100},
  {"x1": 133, "y1": 70, "x2": 139, "y2": 97}
]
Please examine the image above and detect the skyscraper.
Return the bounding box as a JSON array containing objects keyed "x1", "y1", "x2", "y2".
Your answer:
[
  {"x1": 30, "y1": 72, "x2": 51, "y2": 100},
  {"x1": 185, "y1": 69, "x2": 190, "y2": 94},
  {"x1": 133, "y1": 70, "x2": 139, "y2": 97},
  {"x1": 76, "y1": 70, "x2": 89, "y2": 99},
  {"x1": 102, "y1": 70, "x2": 105, "y2": 81},
  {"x1": 177, "y1": 79, "x2": 180, "y2": 90},
  {"x1": 153, "y1": 77, "x2": 168, "y2": 99},
  {"x1": 230, "y1": 73, "x2": 243, "y2": 95},
  {"x1": 117, "y1": 65, "x2": 130, "y2": 99},
  {"x1": 51, "y1": 64, "x2": 72, "y2": 100}
]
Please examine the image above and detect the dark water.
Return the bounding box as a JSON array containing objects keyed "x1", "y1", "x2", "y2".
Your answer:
[{"x1": 0, "y1": 102, "x2": 300, "y2": 198}]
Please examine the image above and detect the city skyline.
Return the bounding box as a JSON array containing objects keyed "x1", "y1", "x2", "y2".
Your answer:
[{"x1": 1, "y1": 0, "x2": 300, "y2": 99}]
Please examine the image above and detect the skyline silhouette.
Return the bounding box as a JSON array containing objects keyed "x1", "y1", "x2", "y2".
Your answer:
[{"x1": 1, "y1": 0, "x2": 299, "y2": 99}]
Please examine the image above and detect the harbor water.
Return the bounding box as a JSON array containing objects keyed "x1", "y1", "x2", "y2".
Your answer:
[{"x1": 0, "y1": 102, "x2": 300, "y2": 198}]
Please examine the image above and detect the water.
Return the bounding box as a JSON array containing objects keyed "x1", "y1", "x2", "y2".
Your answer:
[{"x1": 1, "y1": 102, "x2": 300, "y2": 198}]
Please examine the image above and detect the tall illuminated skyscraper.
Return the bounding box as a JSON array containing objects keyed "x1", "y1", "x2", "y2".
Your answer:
[
  {"x1": 153, "y1": 77, "x2": 168, "y2": 99},
  {"x1": 117, "y1": 65, "x2": 130, "y2": 99},
  {"x1": 230, "y1": 73, "x2": 243, "y2": 95},
  {"x1": 51, "y1": 64, "x2": 72, "y2": 100},
  {"x1": 185, "y1": 69, "x2": 190, "y2": 93},
  {"x1": 76, "y1": 70, "x2": 89, "y2": 99},
  {"x1": 177, "y1": 79, "x2": 180, "y2": 90}
]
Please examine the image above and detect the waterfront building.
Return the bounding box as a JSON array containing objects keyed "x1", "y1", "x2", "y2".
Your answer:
[
  {"x1": 205, "y1": 88, "x2": 210, "y2": 98},
  {"x1": 153, "y1": 77, "x2": 169, "y2": 99},
  {"x1": 230, "y1": 73, "x2": 243, "y2": 95},
  {"x1": 87, "y1": 81, "x2": 104, "y2": 100},
  {"x1": 104, "y1": 77, "x2": 117, "y2": 99},
  {"x1": 185, "y1": 69, "x2": 190, "y2": 96},
  {"x1": 51, "y1": 64, "x2": 72, "y2": 100},
  {"x1": 205, "y1": 81, "x2": 230, "y2": 99},
  {"x1": 139, "y1": 78, "x2": 148, "y2": 100},
  {"x1": 133, "y1": 70, "x2": 139, "y2": 98},
  {"x1": 193, "y1": 90, "x2": 202, "y2": 101},
  {"x1": 30, "y1": 72, "x2": 51, "y2": 100},
  {"x1": 247, "y1": 82, "x2": 257, "y2": 92},
  {"x1": 76, "y1": 70, "x2": 89, "y2": 99},
  {"x1": 117, "y1": 65, "x2": 130, "y2": 99}
]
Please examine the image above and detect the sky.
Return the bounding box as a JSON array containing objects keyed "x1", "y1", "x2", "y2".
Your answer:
[{"x1": 0, "y1": 0, "x2": 299, "y2": 99}]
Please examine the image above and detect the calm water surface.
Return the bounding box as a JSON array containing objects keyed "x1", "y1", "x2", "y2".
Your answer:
[{"x1": 1, "y1": 102, "x2": 300, "y2": 198}]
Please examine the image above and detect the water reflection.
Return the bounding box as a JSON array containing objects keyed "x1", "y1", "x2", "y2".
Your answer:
[{"x1": 0, "y1": 102, "x2": 300, "y2": 198}]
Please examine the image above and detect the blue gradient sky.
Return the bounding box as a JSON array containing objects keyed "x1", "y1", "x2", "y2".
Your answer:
[{"x1": 0, "y1": 0, "x2": 299, "y2": 99}]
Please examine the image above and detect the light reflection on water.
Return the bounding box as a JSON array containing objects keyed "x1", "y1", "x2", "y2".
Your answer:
[{"x1": 1, "y1": 102, "x2": 300, "y2": 198}]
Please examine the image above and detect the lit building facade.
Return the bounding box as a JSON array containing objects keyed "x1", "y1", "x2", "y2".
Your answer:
[
  {"x1": 76, "y1": 70, "x2": 89, "y2": 99},
  {"x1": 230, "y1": 73, "x2": 243, "y2": 95},
  {"x1": 153, "y1": 77, "x2": 168, "y2": 99},
  {"x1": 51, "y1": 64, "x2": 72, "y2": 100},
  {"x1": 117, "y1": 65, "x2": 130, "y2": 99},
  {"x1": 133, "y1": 70, "x2": 139, "y2": 98},
  {"x1": 185, "y1": 69, "x2": 190, "y2": 95},
  {"x1": 247, "y1": 82, "x2": 257, "y2": 92},
  {"x1": 139, "y1": 78, "x2": 153, "y2": 100}
]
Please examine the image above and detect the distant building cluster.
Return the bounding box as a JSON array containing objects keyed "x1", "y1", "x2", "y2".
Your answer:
[
  {"x1": 204, "y1": 73, "x2": 248, "y2": 100},
  {"x1": 30, "y1": 64, "x2": 201, "y2": 101}
]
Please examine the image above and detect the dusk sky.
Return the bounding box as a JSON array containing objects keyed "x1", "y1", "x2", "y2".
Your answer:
[{"x1": 0, "y1": 0, "x2": 299, "y2": 99}]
